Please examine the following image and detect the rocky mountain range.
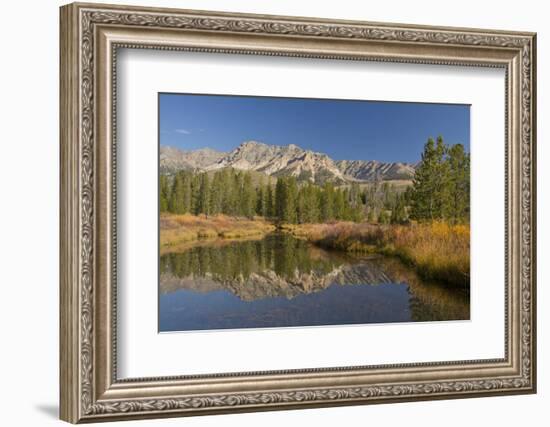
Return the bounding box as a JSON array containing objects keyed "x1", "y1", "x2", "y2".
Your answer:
[
  {"x1": 160, "y1": 140, "x2": 416, "y2": 184},
  {"x1": 159, "y1": 146, "x2": 225, "y2": 173},
  {"x1": 160, "y1": 258, "x2": 397, "y2": 301}
]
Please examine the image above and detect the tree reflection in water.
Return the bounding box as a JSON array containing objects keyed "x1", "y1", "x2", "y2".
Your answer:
[{"x1": 160, "y1": 233, "x2": 469, "y2": 331}]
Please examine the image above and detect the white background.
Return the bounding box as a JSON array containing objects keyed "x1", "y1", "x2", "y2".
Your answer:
[
  {"x1": 0, "y1": 0, "x2": 546, "y2": 426},
  {"x1": 118, "y1": 50, "x2": 505, "y2": 378}
]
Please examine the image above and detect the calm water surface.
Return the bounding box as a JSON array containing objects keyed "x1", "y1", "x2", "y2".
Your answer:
[{"x1": 159, "y1": 233, "x2": 469, "y2": 332}]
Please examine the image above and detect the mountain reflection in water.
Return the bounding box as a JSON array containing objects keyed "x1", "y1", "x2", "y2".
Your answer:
[{"x1": 159, "y1": 233, "x2": 469, "y2": 332}]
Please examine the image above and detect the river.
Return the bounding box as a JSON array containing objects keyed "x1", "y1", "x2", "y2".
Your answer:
[{"x1": 159, "y1": 233, "x2": 469, "y2": 332}]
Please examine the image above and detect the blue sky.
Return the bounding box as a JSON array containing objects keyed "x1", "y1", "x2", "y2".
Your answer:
[{"x1": 159, "y1": 93, "x2": 470, "y2": 163}]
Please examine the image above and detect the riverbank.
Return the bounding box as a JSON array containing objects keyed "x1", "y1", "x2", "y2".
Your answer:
[
  {"x1": 282, "y1": 221, "x2": 469, "y2": 288},
  {"x1": 160, "y1": 213, "x2": 276, "y2": 248},
  {"x1": 160, "y1": 214, "x2": 469, "y2": 288}
]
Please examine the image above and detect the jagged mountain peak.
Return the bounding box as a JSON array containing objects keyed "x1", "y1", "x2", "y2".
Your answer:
[
  {"x1": 206, "y1": 140, "x2": 347, "y2": 184},
  {"x1": 159, "y1": 146, "x2": 226, "y2": 173},
  {"x1": 335, "y1": 159, "x2": 416, "y2": 182},
  {"x1": 160, "y1": 141, "x2": 416, "y2": 184}
]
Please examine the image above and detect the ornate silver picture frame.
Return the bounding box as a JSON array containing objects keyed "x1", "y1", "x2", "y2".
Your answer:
[{"x1": 60, "y1": 2, "x2": 536, "y2": 423}]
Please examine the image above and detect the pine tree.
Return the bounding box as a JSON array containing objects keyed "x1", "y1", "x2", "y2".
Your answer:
[
  {"x1": 197, "y1": 173, "x2": 211, "y2": 216},
  {"x1": 410, "y1": 136, "x2": 469, "y2": 223},
  {"x1": 190, "y1": 173, "x2": 201, "y2": 215},
  {"x1": 445, "y1": 143, "x2": 470, "y2": 223},
  {"x1": 159, "y1": 175, "x2": 170, "y2": 212},
  {"x1": 209, "y1": 171, "x2": 223, "y2": 215},
  {"x1": 235, "y1": 172, "x2": 245, "y2": 216},
  {"x1": 381, "y1": 182, "x2": 393, "y2": 210},
  {"x1": 320, "y1": 182, "x2": 334, "y2": 221},
  {"x1": 221, "y1": 169, "x2": 235, "y2": 216},
  {"x1": 266, "y1": 179, "x2": 274, "y2": 218},
  {"x1": 313, "y1": 185, "x2": 322, "y2": 222},
  {"x1": 285, "y1": 176, "x2": 298, "y2": 224},
  {"x1": 433, "y1": 136, "x2": 451, "y2": 219},
  {"x1": 169, "y1": 173, "x2": 186, "y2": 214},
  {"x1": 296, "y1": 186, "x2": 307, "y2": 224},
  {"x1": 411, "y1": 137, "x2": 443, "y2": 221},
  {"x1": 403, "y1": 186, "x2": 414, "y2": 205},
  {"x1": 306, "y1": 183, "x2": 320, "y2": 223},
  {"x1": 242, "y1": 172, "x2": 256, "y2": 219},
  {"x1": 256, "y1": 178, "x2": 265, "y2": 216},
  {"x1": 333, "y1": 189, "x2": 345, "y2": 220},
  {"x1": 275, "y1": 177, "x2": 286, "y2": 222},
  {"x1": 391, "y1": 193, "x2": 408, "y2": 224},
  {"x1": 274, "y1": 176, "x2": 298, "y2": 224},
  {"x1": 349, "y1": 183, "x2": 363, "y2": 222},
  {"x1": 256, "y1": 176, "x2": 271, "y2": 218},
  {"x1": 295, "y1": 183, "x2": 314, "y2": 224},
  {"x1": 364, "y1": 182, "x2": 382, "y2": 218}
]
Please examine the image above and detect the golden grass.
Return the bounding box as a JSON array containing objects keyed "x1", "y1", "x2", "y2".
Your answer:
[
  {"x1": 160, "y1": 213, "x2": 276, "y2": 248},
  {"x1": 284, "y1": 221, "x2": 469, "y2": 288}
]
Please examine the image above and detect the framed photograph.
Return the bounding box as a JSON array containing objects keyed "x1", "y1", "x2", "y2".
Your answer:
[{"x1": 60, "y1": 2, "x2": 537, "y2": 423}]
